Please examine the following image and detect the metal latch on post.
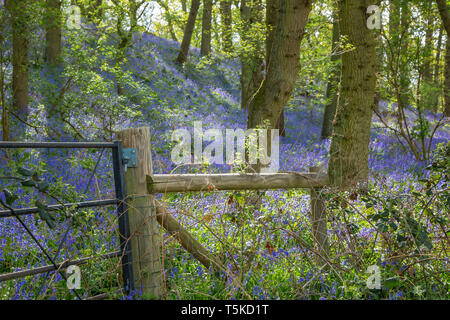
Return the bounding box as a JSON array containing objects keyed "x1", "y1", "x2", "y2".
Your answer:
[{"x1": 122, "y1": 148, "x2": 138, "y2": 172}]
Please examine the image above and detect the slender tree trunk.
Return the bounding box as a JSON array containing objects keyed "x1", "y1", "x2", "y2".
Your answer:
[
  {"x1": 240, "y1": 0, "x2": 264, "y2": 110},
  {"x1": 176, "y1": 0, "x2": 201, "y2": 64},
  {"x1": 321, "y1": 5, "x2": 340, "y2": 139},
  {"x1": 423, "y1": 14, "x2": 434, "y2": 82},
  {"x1": 220, "y1": 0, "x2": 233, "y2": 53},
  {"x1": 327, "y1": 0, "x2": 377, "y2": 188},
  {"x1": 0, "y1": 30, "x2": 9, "y2": 141},
  {"x1": 444, "y1": 36, "x2": 450, "y2": 116},
  {"x1": 201, "y1": 0, "x2": 213, "y2": 56},
  {"x1": 436, "y1": 0, "x2": 450, "y2": 116},
  {"x1": 433, "y1": 26, "x2": 443, "y2": 113},
  {"x1": 434, "y1": 26, "x2": 443, "y2": 83},
  {"x1": 44, "y1": 0, "x2": 62, "y2": 66},
  {"x1": 399, "y1": 1, "x2": 410, "y2": 108},
  {"x1": 247, "y1": 0, "x2": 313, "y2": 131},
  {"x1": 7, "y1": 0, "x2": 30, "y2": 117}
]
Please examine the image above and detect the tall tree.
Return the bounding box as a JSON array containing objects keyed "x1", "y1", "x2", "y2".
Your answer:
[
  {"x1": 436, "y1": 0, "x2": 450, "y2": 116},
  {"x1": 0, "y1": 10, "x2": 9, "y2": 140},
  {"x1": 423, "y1": 13, "x2": 434, "y2": 82},
  {"x1": 201, "y1": 0, "x2": 213, "y2": 56},
  {"x1": 327, "y1": 0, "x2": 377, "y2": 188},
  {"x1": 247, "y1": 0, "x2": 314, "y2": 135},
  {"x1": 265, "y1": 0, "x2": 285, "y2": 136},
  {"x1": 240, "y1": 0, "x2": 264, "y2": 110},
  {"x1": 321, "y1": 3, "x2": 340, "y2": 139},
  {"x1": 220, "y1": 0, "x2": 233, "y2": 53},
  {"x1": 399, "y1": 1, "x2": 410, "y2": 108},
  {"x1": 44, "y1": 0, "x2": 62, "y2": 65},
  {"x1": 176, "y1": 0, "x2": 201, "y2": 64},
  {"x1": 434, "y1": 25, "x2": 443, "y2": 84},
  {"x1": 6, "y1": 0, "x2": 30, "y2": 117}
]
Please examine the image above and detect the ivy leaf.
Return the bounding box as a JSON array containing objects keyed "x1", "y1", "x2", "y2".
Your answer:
[
  {"x1": 21, "y1": 179, "x2": 36, "y2": 188},
  {"x1": 36, "y1": 201, "x2": 56, "y2": 229},
  {"x1": 36, "y1": 181, "x2": 49, "y2": 192},
  {"x1": 3, "y1": 189, "x2": 18, "y2": 206},
  {"x1": 17, "y1": 167, "x2": 34, "y2": 177}
]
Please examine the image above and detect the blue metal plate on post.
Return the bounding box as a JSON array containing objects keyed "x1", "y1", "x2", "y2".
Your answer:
[{"x1": 122, "y1": 148, "x2": 138, "y2": 169}]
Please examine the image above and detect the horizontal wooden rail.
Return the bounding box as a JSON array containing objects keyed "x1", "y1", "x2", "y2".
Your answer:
[{"x1": 147, "y1": 172, "x2": 329, "y2": 193}]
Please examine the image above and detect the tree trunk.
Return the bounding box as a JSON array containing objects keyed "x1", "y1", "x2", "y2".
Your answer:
[
  {"x1": 399, "y1": 1, "x2": 410, "y2": 108},
  {"x1": 44, "y1": 0, "x2": 62, "y2": 66},
  {"x1": 265, "y1": 0, "x2": 279, "y2": 65},
  {"x1": 7, "y1": 0, "x2": 30, "y2": 117},
  {"x1": 0, "y1": 28, "x2": 9, "y2": 141},
  {"x1": 434, "y1": 26, "x2": 443, "y2": 84},
  {"x1": 176, "y1": 0, "x2": 201, "y2": 65},
  {"x1": 444, "y1": 36, "x2": 450, "y2": 116},
  {"x1": 436, "y1": 0, "x2": 450, "y2": 116},
  {"x1": 321, "y1": 5, "x2": 340, "y2": 139},
  {"x1": 240, "y1": 0, "x2": 264, "y2": 110},
  {"x1": 201, "y1": 0, "x2": 213, "y2": 56},
  {"x1": 327, "y1": 0, "x2": 377, "y2": 189},
  {"x1": 265, "y1": 0, "x2": 285, "y2": 136},
  {"x1": 433, "y1": 26, "x2": 443, "y2": 113},
  {"x1": 220, "y1": 0, "x2": 233, "y2": 53},
  {"x1": 423, "y1": 13, "x2": 434, "y2": 82},
  {"x1": 247, "y1": 0, "x2": 313, "y2": 132}
]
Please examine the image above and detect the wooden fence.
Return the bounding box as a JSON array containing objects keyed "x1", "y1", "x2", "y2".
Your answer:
[{"x1": 117, "y1": 127, "x2": 330, "y2": 298}]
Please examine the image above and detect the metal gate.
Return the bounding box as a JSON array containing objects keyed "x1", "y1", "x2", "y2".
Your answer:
[{"x1": 0, "y1": 141, "x2": 134, "y2": 299}]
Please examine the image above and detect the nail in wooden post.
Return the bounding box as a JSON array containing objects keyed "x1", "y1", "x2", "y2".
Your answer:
[
  {"x1": 309, "y1": 166, "x2": 329, "y2": 266},
  {"x1": 116, "y1": 127, "x2": 162, "y2": 298}
]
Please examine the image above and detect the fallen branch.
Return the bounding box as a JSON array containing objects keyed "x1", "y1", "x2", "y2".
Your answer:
[{"x1": 155, "y1": 201, "x2": 224, "y2": 273}]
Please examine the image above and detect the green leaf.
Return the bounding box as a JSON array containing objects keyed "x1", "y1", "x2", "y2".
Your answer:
[
  {"x1": 384, "y1": 277, "x2": 400, "y2": 289},
  {"x1": 21, "y1": 179, "x2": 36, "y2": 188},
  {"x1": 17, "y1": 167, "x2": 34, "y2": 177},
  {"x1": 36, "y1": 181, "x2": 49, "y2": 192},
  {"x1": 3, "y1": 189, "x2": 18, "y2": 206},
  {"x1": 36, "y1": 201, "x2": 56, "y2": 229}
]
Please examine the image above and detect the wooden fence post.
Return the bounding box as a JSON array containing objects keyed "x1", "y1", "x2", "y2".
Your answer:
[
  {"x1": 309, "y1": 166, "x2": 329, "y2": 267},
  {"x1": 116, "y1": 127, "x2": 162, "y2": 298}
]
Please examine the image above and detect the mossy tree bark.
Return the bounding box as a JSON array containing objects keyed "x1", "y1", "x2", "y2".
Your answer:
[
  {"x1": 240, "y1": 0, "x2": 264, "y2": 110},
  {"x1": 436, "y1": 0, "x2": 450, "y2": 116},
  {"x1": 6, "y1": 0, "x2": 30, "y2": 118},
  {"x1": 265, "y1": 0, "x2": 286, "y2": 136},
  {"x1": 0, "y1": 16, "x2": 8, "y2": 141},
  {"x1": 201, "y1": 0, "x2": 213, "y2": 56},
  {"x1": 321, "y1": 4, "x2": 340, "y2": 139},
  {"x1": 220, "y1": 0, "x2": 233, "y2": 53},
  {"x1": 247, "y1": 0, "x2": 314, "y2": 132},
  {"x1": 327, "y1": 0, "x2": 377, "y2": 189},
  {"x1": 44, "y1": 0, "x2": 62, "y2": 66}
]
